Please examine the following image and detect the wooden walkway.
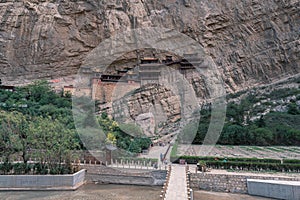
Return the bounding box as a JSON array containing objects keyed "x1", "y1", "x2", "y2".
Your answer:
[{"x1": 163, "y1": 165, "x2": 190, "y2": 200}]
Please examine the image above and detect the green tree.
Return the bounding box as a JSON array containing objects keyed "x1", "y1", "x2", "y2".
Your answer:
[
  {"x1": 128, "y1": 140, "x2": 142, "y2": 154},
  {"x1": 256, "y1": 116, "x2": 266, "y2": 127},
  {"x1": 193, "y1": 123, "x2": 208, "y2": 144},
  {"x1": 29, "y1": 116, "x2": 79, "y2": 174},
  {"x1": 286, "y1": 129, "x2": 300, "y2": 145},
  {"x1": 226, "y1": 103, "x2": 244, "y2": 125},
  {"x1": 287, "y1": 103, "x2": 300, "y2": 115},
  {"x1": 0, "y1": 111, "x2": 32, "y2": 164},
  {"x1": 135, "y1": 137, "x2": 152, "y2": 150},
  {"x1": 26, "y1": 80, "x2": 56, "y2": 105},
  {"x1": 106, "y1": 132, "x2": 117, "y2": 145},
  {"x1": 219, "y1": 124, "x2": 247, "y2": 145},
  {"x1": 116, "y1": 137, "x2": 131, "y2": 150},
  {"x1": 249, "y1": 128, "x2": 273, "y2": 146}
]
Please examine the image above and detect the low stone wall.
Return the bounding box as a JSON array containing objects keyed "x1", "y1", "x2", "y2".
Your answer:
[
  {"x1": 87, "y1": 174, "x2": 156, "y2": 185},
  {"x1": 83, "y1": 165, "x2": 166, "y2": 186},
  {"x1": 190, "y1": 172, "x2": 300, "y2": 194},
  {"x1": 0, "y1": 169, "x2": 86, "y2": 191},
  {"x1": 247, "y1": 179, "x2": 300, "y2": 200},
  {"x1": 72, "y1": 169, "x2": 87, "y2": 188}
]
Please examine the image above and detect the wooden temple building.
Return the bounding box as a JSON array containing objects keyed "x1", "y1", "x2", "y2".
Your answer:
[
  {"x1": 64, "y1": 53, "x2": 205, "y2": 99},
  {"x1": 139, "y1": 57, "x2": 163, "y2": 85}
]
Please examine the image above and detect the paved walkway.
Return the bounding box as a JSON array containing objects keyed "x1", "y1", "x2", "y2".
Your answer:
[{"x1": 165, "y1": 165, "x2": 189, "y2": 200}]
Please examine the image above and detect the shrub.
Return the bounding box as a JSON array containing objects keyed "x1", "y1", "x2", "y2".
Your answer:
[
  {"x1": 283, "y1": 159, "x2": 300, "y2": 164},
  {"x1": 172, "y1": 156, "x2": 300, "y2": 172}
]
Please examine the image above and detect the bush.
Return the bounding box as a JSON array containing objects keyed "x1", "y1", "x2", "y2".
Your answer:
[
  {"x1": 205, "y1": 161, "x2": 300, "y2": 172},
  {"x1": 0, "y1": 162, "x2": 12, "y2": 175},
  {"x1": 283, "y1": 159, "x2": 300, "y2": 164},
  {"x1": 0, "y1": 163, "x2": 34, "y2": 175},
  {"x1": 13, "y1": 163, "x2": 29, "y2": 174},
  {"x1": 172, "y1": 156, "x2": 282, "y2": 164},
  {"x1": 34, "y1": 163, "x2": 48, "y2": 175},
  {"x1": 171, "y1": 156, "x2": 300, "y2": 172}
]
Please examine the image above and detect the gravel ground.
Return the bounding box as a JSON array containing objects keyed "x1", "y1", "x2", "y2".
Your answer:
[{"x1": 0, "y1": 184, "x2": 275, "y2": 200}]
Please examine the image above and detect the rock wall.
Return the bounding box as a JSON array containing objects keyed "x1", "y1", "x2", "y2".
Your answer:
[
  {"x1": 0, "y1": 0, "x2": 299, "y2": 92},
  {"x1": 112, "y1": 84, "x2": 181, "y2": 136},
  {"x1": 93, "y1": 81, "x2": 140, "y2": 104}
]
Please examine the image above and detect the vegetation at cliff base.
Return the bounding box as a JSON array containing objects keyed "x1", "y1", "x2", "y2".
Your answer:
[
  {"x1": 97, "y1": 113, "x2": 152, "y2": 154},
  {"x1": 0, "y1": 81, "x2": 80, "y2": 174},
  {"x1": 0, "y1": 81, "x2": 152, "y2": 175},
  {"x1": 192, "y1": 87, "x2": 300, "y2": 146}
]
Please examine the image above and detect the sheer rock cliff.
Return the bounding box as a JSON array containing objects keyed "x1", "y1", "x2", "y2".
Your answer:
[{"x1": 0, "y1": 0, "x2": 299, "y2": 93}]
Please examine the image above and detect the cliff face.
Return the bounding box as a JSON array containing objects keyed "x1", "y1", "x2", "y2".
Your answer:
[
  {"x1": 112, "y1": 84, "x2": 181, "y2": 136},
  {"x1": 0, "y1": 0, "x2": 299, "y2": 92}
]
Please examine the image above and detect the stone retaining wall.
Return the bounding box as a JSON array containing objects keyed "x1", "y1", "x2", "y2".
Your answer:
[
  {"x1": 0, "y1": 169, "x2": 86, "y2": 191},
  {"x1": 190, "y1": 173, "x2": 300, "y2": 194},
  {"x1": 83, "y1": 165, "x2": 166, "y2": 186}
]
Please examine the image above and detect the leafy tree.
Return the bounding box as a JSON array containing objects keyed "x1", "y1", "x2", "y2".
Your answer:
[
  {"x1": 256, "y1": 116, "x2": 266, "y2": 127},
  {"x1": 106, "y1": 132, "x2": 117, "y2": 145},
  {"x1": 287, "y1": 103, "x2": 300, "y2": 115},
  {"x1": 101, "y1": 112, "x2": 108, "y2": 119},
  {"x1": 219, "y1": 124, "x2": 247, "y2": 145},
  {"x1": 226, "y1": 102, "x2": 244, "y2": 125},
  {"x1": 26, "y1": 80, "x2": 56, "y2": 105},
  {"x1": 116, "y1": 137, "x2": 131, "y2": 150},
  {"x1": 0, "y1": 111, "x2": 32, "y2": 164},
  {"x1": 134, "y1": 137, "x2": 152, "y2": 150},
  {"x1": 286, "y1": 129, "x2": 300, "y2": 145},
  {"x1": 29, "y1": 117, "x2": 79, "y2": 173},
  {"x1": 128, "y1": 140, "x2": 142, "y2": 154},
  {"x1": 0, "y1": 81, "x2": 81, "y2": 174},
  {"x1": 249, "y1": 128, "x2": 273, "y2": 146},
  {"x1": 193, "y1": 123, "x2": 208, "y2": 144}
]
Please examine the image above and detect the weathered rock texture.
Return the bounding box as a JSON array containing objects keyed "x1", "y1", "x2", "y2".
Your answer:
[
  {"x1": 112, "y1": 84, "x2": 181, "y2": 136},
  {"x1": 0, "y1": 0, "x2": 299, "y2": 92}
]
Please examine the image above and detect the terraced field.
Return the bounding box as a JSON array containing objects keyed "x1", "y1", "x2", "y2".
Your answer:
[{"x1": 178, "y1": 145, "x2": 300, "y2": 159}]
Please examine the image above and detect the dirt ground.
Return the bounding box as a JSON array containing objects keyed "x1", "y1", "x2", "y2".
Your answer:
[
  {"x1": 0, "y1": 184, "x2": 276, "y2": 200},
  {"x1": 194, "y1": 190, "x2": 274, "y2": 200},
  {"x1": 0, "y1": 184, "x2": 161, "y2": 200}
]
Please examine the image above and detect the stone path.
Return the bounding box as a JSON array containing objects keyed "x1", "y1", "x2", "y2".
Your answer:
[{"x1": 165, "y1": 165, "x2": 189, "y2": 200}]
